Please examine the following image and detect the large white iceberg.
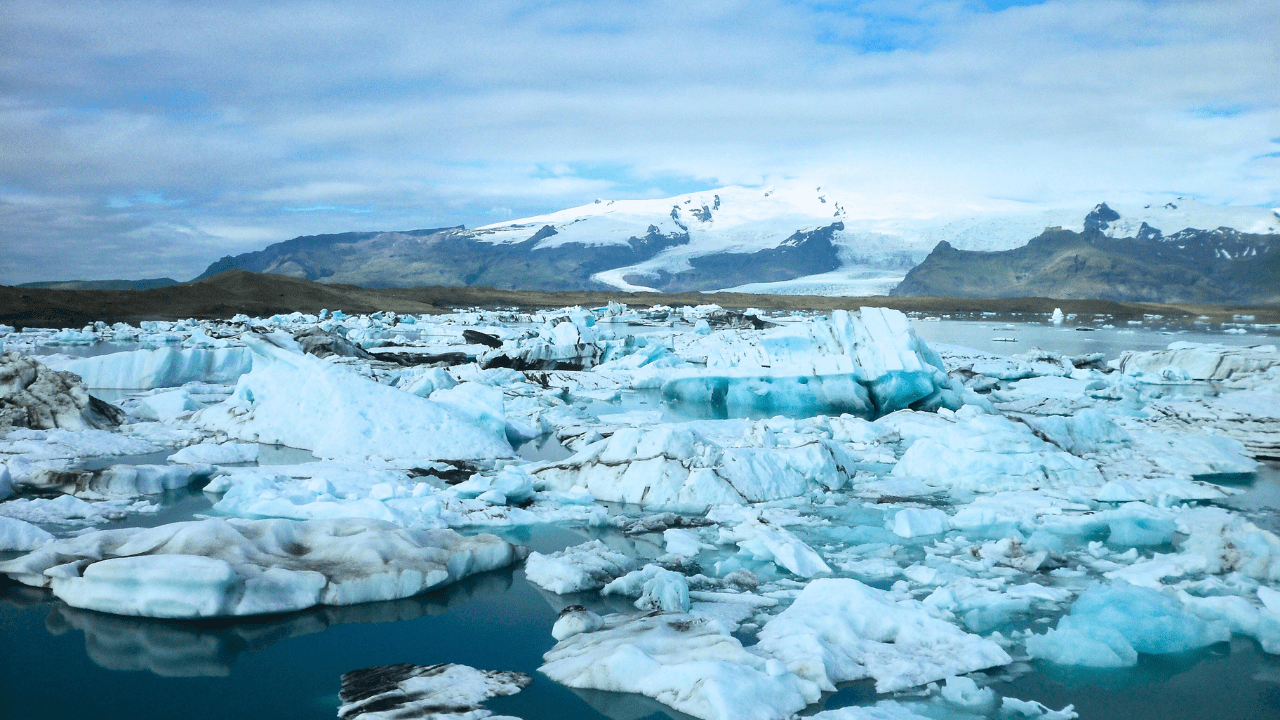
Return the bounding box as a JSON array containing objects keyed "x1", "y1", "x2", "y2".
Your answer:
[
  {"x1": 0, "y1": 517, "x2": 526, "y2": 618},
  {"x1": 665, "y1": 308, "x2": 961, "y2": 418},
  {"x1": 48, "y1": 346, "x2": 254, "y2": 389},
  {"x1": 195, "y1": 339, "x2": 514, "y2": 464},
  {"x1": 534, "y1": 424, "x2": 853, "y2": 510}
]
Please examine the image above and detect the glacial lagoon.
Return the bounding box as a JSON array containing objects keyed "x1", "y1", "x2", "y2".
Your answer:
[{"x1": 2, "y1": 309, "x2": 1279, "y2": 720}]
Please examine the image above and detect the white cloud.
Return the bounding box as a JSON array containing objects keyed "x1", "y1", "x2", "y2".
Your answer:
[{"x1": 0, "y1": 0, "x2": 1276, "y2": 283}]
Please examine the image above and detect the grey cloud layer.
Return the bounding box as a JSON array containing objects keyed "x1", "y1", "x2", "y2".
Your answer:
[{"x1": 2, "y1": 0, "x2": 1277, "y2": 283}]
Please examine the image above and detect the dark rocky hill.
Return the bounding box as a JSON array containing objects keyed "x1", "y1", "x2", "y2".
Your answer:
[
  {"x1": 17, "y1": 278, "x2": 180, "y2": 291},
  {"x1": 892, "y1": 214, "x2": 1280, "y2": 305}
]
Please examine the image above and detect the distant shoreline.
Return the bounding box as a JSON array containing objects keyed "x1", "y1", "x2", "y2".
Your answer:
[{"x1": 2, "y1": 269, "x2": 1278, "y2": 329}]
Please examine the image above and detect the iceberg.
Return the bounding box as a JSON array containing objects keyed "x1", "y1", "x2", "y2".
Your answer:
[
  {"x1": 754, "y1": 578, "x2": 1012, "y2": 692},
  {"x1": 1, "y1": 353, "x2": 123, "y2": 431},
  {"x1": 666, "y1": 308, "x2": 960, "y2": 419},
  {"x1": 194, "y1": 339, "x2": 513, "y2": 464},
  {"x1": 524, "y1": 539, "x2": 638, "y2": 594},
  {"x1": 1026, "y1": 583, "x2": 1230, "y2": 667},
  {"x1": 540, "y1": 612, "x2": 818, "y2": 720},
  {"x1": 48, "y1": 346, "x2": 254, "y2": 390},
  {"x1": 534, "y1": 425, "x2": 853, "y2": 510},
  {"x1": 0, "y1": 516, "x2": 54, "y2": 551},
  {"x1": 0, "y1": 517, "x2": 526, "y2": 618},
  {"x1": 1110, "y1": 342, "x2": 1279, "y2": 381}
]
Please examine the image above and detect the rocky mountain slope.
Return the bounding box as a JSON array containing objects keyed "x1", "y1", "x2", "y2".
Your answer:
[
  {"x1": 196, "y1": 186, "x2": 1279, "y2": 296},
  {"x1": 892, "y1": 204, "x2": 1280, "y2": 304}
]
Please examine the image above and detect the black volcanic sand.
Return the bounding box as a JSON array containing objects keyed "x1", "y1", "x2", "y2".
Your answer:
[{"x1": 2, "y1": 269, "x2": 1278, "y2": 329}]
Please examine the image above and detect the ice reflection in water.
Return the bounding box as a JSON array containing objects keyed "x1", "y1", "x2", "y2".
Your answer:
[{"x1": 0, "y1": 525, "x2": 701, "y2": 720}]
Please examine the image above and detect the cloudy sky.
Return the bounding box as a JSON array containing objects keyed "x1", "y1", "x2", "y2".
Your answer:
[{"x1": 2, "y1": 0, "x2": 1277, "y2": 284}]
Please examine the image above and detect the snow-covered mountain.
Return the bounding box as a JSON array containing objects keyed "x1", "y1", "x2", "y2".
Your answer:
[
  {"x1": 474, "y1": 185, "x2": 1280, "y2": 295},
  {"x1": 198, "y1": 183, "x2": 1280, "y2": 296}
]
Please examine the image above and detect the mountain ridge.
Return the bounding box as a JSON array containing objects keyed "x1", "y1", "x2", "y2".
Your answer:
[{"x1": 189, "y1": 186, "x2": 1280, "y2": 301}]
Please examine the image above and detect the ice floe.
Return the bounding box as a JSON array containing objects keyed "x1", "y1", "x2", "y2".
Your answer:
[
  {"x1": 0, "y1": 517, "x2": 526, "y2": 617},
  {"x1": 4, "y1": 305, "x2": 1280, "y2": 720}
]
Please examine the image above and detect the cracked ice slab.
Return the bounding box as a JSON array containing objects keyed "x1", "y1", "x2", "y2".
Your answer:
[{"x1": 754, "y1": 578, "x2": 1012, "y2": 693}]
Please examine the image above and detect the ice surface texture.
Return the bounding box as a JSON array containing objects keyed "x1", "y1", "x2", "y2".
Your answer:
[
  {"x1": 337, "y1": 662, "x2": 530, "y2": 720},
  {"x1": 663, "y1": 308, "x2": 961, "y2": 419},
  {"x1": 755, "y1": 578, "x2": 1011, "y2": 692},
  {"x1": 541, "y1": 612, "x2": 818, "y2": 720},
  {"x1": 195, "y1": 338, "x2": 514, "y2": 464},
  {"x1": 1027, "y1": 583, "x2": 1230, "y2": 667},
  {"x1": 1, "y1": 352, "x2": 122, "y2": 431},
  {"x1": 48, "y1": 346, "x2": 254, "y2": 390},
  {"x1": 0, "y1": 517, "x2": 526, "y2": 618}
]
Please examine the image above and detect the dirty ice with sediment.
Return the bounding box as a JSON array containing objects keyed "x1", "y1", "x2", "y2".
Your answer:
[{"x1": 1, "y1": 304, "x2": 1279, "y2": 720}]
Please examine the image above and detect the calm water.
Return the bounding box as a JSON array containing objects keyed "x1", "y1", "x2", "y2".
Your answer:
[{"x1": 912, "y1": 319, "x2": 1276, "y2": 360}]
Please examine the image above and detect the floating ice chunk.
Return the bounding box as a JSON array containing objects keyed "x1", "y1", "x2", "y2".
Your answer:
[
  {"x1": 169, "y1": 442, "x2": 259, "y2": 465},
  {"x1": 1105, "y1": 503, "x2": 1176, "y2": 547},
  {"x1": 535, "y1": 426, "x2": 850, "y2": 509},
  {"x1": 1051, "y1": 308, "x2": 1064, "y2": 325},
  {"x1": 0, "y1": 516, "x2": 54, "y2": 551},
  {"x1": 1125, "y1": 428, "x2": 1258, "y2": 477},
  {"x1": 132, "y1": 389, "x2": 201, "y2": 423},
  {"x1": 540, "y1": 612, "x2": 818, "y2": 720},
  {"x1": 0, "y1": 462, "x2": 11, "y2": 501},
  {"x1": 552, "y1": 605, "x2": 604, "y2": 640},
  {"x1": 1022, "y1": 409, "x2": 1131, "y2": 455},
  {"x1": 195, "y1": 339, "x2": 513, "y2": 464},
  {"x1": 48, "y1": 346, "x2": 254, "y2": 390},
  {"x1": 13, "y1": 464, "x2": 206, "y2": 500},
  {"x1": 524, "y1": 539, "x2": 638, "y2": 594},
  {"x1": 0, "y1": 493, "x2": 107, "y2": 524},
  {"x1": 664, "y1": 528, "x2": 714, "y2": 558},
  {"x1": 720, "y1": 515, "x2": 831, "y2": 577},
  {"x1": 940, "y1": 676, "x2": 999, "y2": 714},
  {"x1": 1178, "y1": 590, "x2": 1280, "y2": 655},
  {"x1": 451, "y1": 466, "x2": 535, "y2": 506},
  {"x1": 0, "y1": 517, "x2": 525, "y2": 617},
  {"x1": 396, "y1": 367, "x2": 458, "y2": 398},
  {"x1": 1110, "y1": 342, "x2": 1280, "y2": 381},
  {"x1": 755, "y1": 578, "x2": 1011, "y2": 693},
  {"x1": 1026, "y1": 583, "x2": 1230, "y2": 667},
  {"x1": 604, "y1": 564, "x2": 691, "y2": 612},
  {"x1": 889, "y1": 508, "x2": 949, "y2": 538},
  {"x1": 336, "y1": 663, "x2": 530, "y2": 720}
]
